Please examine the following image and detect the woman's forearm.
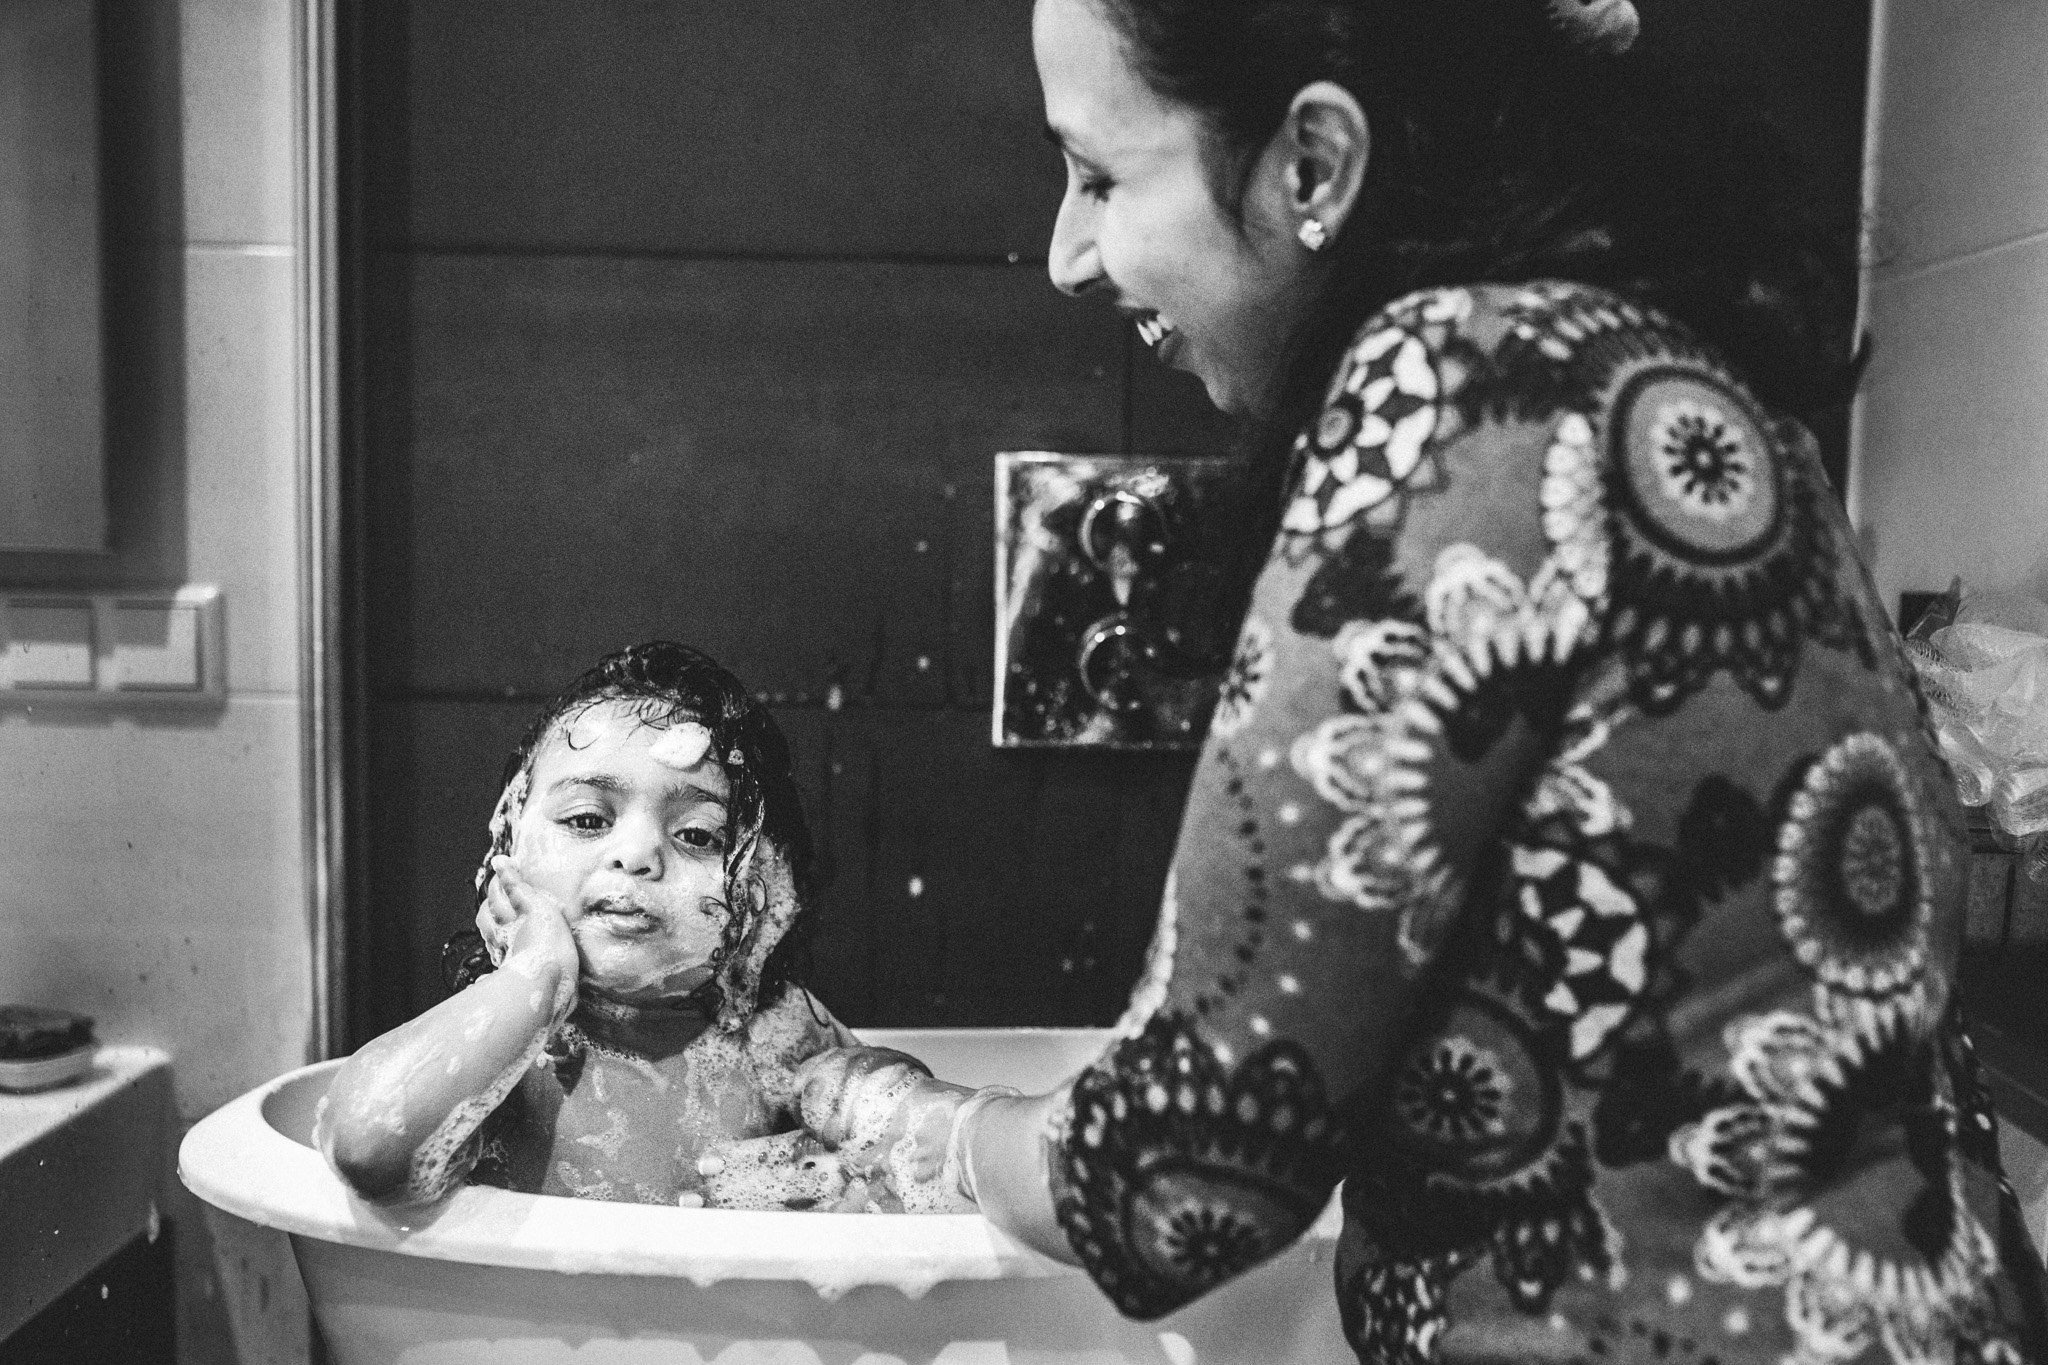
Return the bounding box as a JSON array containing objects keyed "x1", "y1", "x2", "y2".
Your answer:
[
  {"x1": 960, "y1": 1086, "x2": 1078, "y2": 1264},
  {"x1": 318, "y1": 950, "x2": 569, "y2": 1204}
]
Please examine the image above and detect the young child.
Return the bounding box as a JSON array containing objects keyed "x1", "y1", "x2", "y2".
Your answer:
[{"x1": 317, "y1": 641, "x2": 958, "y2": 1212}]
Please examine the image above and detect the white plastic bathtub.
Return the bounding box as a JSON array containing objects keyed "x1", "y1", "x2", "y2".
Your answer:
[{"x1": 179, "y1": 1027, "x2": 1351, "y2": 1364}]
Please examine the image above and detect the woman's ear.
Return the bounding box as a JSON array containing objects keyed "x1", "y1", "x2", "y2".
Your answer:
[{"x1": 1258, "y1": 80, "x2": 1369, "y2": 244}]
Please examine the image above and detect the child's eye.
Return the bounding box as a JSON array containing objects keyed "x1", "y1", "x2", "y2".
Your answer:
[
  {"x1": 1080, "y1": 175, "x2": 1114, "y2": 203},
  {"x1": 561, "y1": 812, "x2": 609, "y2": 832},
  {"x1": 677, "y1": 827, "x2": 726, "y2": 852}
]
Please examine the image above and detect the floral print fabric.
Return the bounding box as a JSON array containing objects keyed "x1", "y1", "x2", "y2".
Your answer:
[{"x1": 1048, "y1": 283, "x2": 2046, "y2": 1365}]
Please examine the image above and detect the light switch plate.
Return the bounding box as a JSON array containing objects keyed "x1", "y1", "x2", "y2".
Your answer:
[{"x1": 0, "y1": 585, "x2": 224, "y2": 707}]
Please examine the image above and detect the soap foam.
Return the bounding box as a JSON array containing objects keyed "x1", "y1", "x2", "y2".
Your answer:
[{"x1": 699, "y1": 1130, "x2": 848, "y2": 1211}]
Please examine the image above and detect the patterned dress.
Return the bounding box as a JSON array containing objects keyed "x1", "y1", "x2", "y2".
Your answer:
[{"x1": 1047, "y1": 282, "x2": 2048, "y2": 1365}]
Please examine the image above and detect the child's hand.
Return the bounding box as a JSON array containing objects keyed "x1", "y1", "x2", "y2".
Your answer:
[
  {"x1": 794, "y1": 1047, "x2": 979, "y2": 1209},
  {"x1": 478, "y1": 856, "x2": 579, "y2": 1002}
]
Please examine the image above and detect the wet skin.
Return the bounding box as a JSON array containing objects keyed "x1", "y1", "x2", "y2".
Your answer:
[{"x1": 317, "y1": 701, "x2": 851, "y2": 1208}]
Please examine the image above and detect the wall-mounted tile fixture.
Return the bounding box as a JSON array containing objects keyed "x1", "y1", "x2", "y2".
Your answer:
[
  {"x1": 0, "y1": 585, "x2": 225, "y2": 706},
  {"x1": 995, "y1": 452, "x2": 1242, "y2": 749}
]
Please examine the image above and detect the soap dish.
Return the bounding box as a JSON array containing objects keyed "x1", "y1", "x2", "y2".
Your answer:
[
  {"x1": 0, "y1": 1045, "x2": 95, "y2": 1093},
  {"x1": 0, "y1": 1004, "x2": 97, "y2": 1092}
]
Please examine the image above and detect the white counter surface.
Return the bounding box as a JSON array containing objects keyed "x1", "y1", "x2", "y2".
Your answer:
[{"x1": 0, "y1": 1045, "x2": 173, "y2": 1340}]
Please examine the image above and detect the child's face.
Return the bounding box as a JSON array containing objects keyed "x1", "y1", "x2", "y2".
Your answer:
[{"x1": 512, "y1": 698, "x2": 735, "y2": 1007}]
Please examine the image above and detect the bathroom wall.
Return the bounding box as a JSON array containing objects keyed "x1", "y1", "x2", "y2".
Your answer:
[
  {"x1": 1852, "y1": 0, "x2": 2048, "y2": 612},
  {"x1": 0, "y1": 1, "x2": 314, "y2": 1360}
]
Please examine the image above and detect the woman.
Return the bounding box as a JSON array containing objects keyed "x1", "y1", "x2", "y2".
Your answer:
[{"x1": 799, "y1": 0, "x2": 2048, "y2": 1360}]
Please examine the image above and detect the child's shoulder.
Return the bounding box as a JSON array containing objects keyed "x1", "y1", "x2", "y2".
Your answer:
[{"x1": 743, "y1": 986, "x2": 855, "y2": 1061}]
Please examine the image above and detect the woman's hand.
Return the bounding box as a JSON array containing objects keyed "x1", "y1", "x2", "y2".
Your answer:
[
  {"x1": 478, "y1": 855, "x2": 579, "y2": 1019},
  {"x1": 794, "y1": 1047, "x2": 981, "y2": 1211}
]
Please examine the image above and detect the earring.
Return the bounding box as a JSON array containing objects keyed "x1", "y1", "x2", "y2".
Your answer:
[{"x1": 1297, "y1": 218, "x2": 1329, "y2": 252}]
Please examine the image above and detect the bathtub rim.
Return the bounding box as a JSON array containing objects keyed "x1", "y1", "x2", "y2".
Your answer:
[
  {"x1": 179, "y1": 1026, "x2": 1343, "y2": 1300},
  {"x1": 177, "y1": 1050, "x2": 1090, "y2": 1298}
]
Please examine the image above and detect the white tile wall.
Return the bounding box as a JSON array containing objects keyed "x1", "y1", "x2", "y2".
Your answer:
[
  {"x1": 179, "y1": 0, "x2": 296, "y2": 247},
  {"x1": 1856, "y1": 235, "x2": 2048, "y2": 612},
  {"x1": 0, "y1": 697, "x2": 309, "y2": 1120},
  {"x1": 0, "y1": 0, "x2": 313, "y2": 1359},
  {"x1": 1852, "y1": 0, "x2": 2048, "y2": 615},
  {"x1": 1865, "y1": 0, "x2": 2048, "y2": 278},
  {"x1": 184, "y1": 245, "x2": 302, "y2": 696}
]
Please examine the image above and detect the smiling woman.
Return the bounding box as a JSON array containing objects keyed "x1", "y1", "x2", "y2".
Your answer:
[{"x1": 772, "y1": 2, "x2": 2048, "y2": 1361}]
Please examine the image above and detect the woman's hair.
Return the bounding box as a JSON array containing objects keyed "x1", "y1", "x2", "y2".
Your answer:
[
  {"x1": 1089, "y1": 0, "x2": 1861, "y2": 585},
  {"x1": 443, "y1": 641, "x2": 815, "y2": 1017}
]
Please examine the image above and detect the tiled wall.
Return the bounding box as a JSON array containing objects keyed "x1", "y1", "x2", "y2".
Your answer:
[
  {"x1": 0, "y1": 1, "x2": 314, "y2": 1360},
  {"x1": 1852, "y1": 0, "x2": 2048, "y2": 612}
]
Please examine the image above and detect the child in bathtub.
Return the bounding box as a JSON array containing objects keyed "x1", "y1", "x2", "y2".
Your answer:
[{"x1": 317, "y1": 641, "x2": 974, "y2": 1213}]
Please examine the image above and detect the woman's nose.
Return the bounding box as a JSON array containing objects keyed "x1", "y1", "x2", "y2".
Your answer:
[{"x1": 1047, "y1": 186, "x2": 1103, "y2": 298}]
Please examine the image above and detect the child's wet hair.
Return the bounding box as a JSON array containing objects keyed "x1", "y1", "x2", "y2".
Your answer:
[{"x1": 445, "y1": 641, "x2": 814, "y2": 1021}]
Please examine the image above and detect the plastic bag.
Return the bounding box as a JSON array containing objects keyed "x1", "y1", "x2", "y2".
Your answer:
[{"x1": 1906, "y1": 585, "x2": 2048, "y2": 878}]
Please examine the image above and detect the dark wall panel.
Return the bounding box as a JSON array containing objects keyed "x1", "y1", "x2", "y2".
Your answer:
[
  {"x1": 368, "y1": 255, "x2": 1126, "y2": 705},
  {"x1": 376, "y1": 1, "x2": 1064, "y2": 257}
]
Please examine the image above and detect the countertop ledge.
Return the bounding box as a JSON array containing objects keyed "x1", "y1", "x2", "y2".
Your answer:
[{"x1": 0, "y1": 1046, "x2": 174, "y2": 1342}]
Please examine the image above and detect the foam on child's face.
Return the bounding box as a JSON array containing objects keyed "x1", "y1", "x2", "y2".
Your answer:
[
  {"x1": 646, "y1": 721, "x2": 713, "y2": 771},
  {"x1": 512, "y1": 700, "x2": 736, "y2": 1006}
]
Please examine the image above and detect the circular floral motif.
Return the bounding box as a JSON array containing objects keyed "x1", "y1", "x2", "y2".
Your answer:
[
  {"x1": 1387, "y1": 989, "x2": 1561, "y2": 1182},
  {"x1": 1618, "y1": 374, "x2": 1780, "y2": 565},
  {"x1": 1774, "y1": 732, "x2": 1936, "y2": 1025},
  {"x1": 1672, "y1": 1010, "x2": 2008, "y2": 1365},
  {"x1": 1210, "y1": 618, "x2": 1273, "y2": 739},
  {"x1": 1054, "y1": 1015, "x2": 1348, "y2": 1317},
  {"x1": 1161, "y1": 1203, "x2": 1265, "y2": 1280},
  {"x1": 1649, "y1": 397, "x2": 1758, "y2": 524},
  {"x1": 1395, "y1": 1037, "x2": 1511, "y2": 1146},
  {"x1": 1601, "y1": 362, "x2": 1852, "y2": 713},
  {"x1": 1355, "y1": 973, "x2": 1613, "y2": 1322}
]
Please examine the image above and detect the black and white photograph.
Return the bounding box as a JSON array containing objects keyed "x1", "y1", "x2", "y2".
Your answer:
[{"x1": 1, "y1": 2, "x2": 2044, "y2": 1362}]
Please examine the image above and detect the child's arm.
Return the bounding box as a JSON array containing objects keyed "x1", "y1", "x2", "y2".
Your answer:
[{"x1": 315, "y1": 857, "x2": 577, "y2": 1206}]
